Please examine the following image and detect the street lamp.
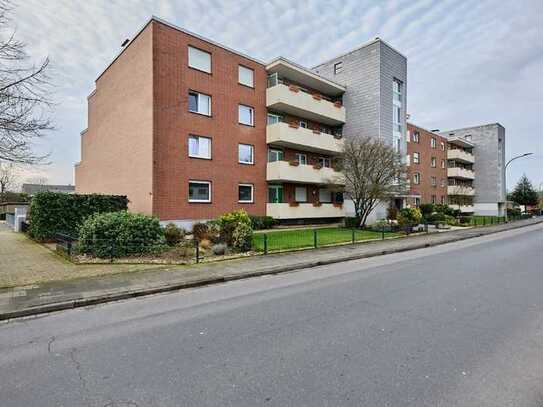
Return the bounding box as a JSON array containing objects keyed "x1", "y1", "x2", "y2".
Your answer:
[{"x1": 504, "y1": 152, "x2": 533, "y2": 222}]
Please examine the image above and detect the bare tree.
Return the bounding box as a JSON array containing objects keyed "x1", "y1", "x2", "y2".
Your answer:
[
  {"x1": 0, "y1": 161, "x2": 14, "y2": 197},
  {"x1": 0, "y1": 0, "x2": 53, "y2": 164},
  {"x1": 337, "y1": 136, "x2": 407, "y2": 228}
]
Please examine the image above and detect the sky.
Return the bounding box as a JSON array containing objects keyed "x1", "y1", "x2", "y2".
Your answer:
[{"x1": 10, "y1": 0, "x2": 543, "y2": 190}]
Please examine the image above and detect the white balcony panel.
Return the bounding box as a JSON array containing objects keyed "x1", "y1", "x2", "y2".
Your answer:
[
  {"x1": 448, "y1": 186, "x2": 475, "y2": 196},
  {"x1": 266, "y1": 122, "x2": 344, "y2": 155},
  {"x1": 448, "y1": 149, "x2": 475, "y2": 164},
  {"x1": 266, "y1": 203, "x2": 344, "y2": 219},
  {"x1": 448, "y1": 167, "x2": 475, "y2": 179},
  {"x1": 266, "y1": 84, "x2": 346, "y2": 125},
  {"x1": 267, "y1": 160, "x2": 345, "y2": 185},
  {"x1": 449, "y1": 204, "x2": 475, "y2": 213}
]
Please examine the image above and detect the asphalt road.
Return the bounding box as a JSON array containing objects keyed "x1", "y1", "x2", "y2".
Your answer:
[{"x1": 1, "y1": 223, "x2": 543, "y2": 407}]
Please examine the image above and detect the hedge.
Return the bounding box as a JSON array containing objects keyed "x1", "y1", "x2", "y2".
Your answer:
[
  {"x1": 78, "y1": 211, "x2": 165, "y2": 258},
  {"x1": 27, "y1": 192, "x2": 128, "y2": 241}
]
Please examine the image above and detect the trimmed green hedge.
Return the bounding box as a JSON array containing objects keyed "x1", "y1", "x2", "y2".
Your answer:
[
  {"x1": 78, "y1": 211, "x2": 165, "y2": 258},
  {"x1": 28, "y1": 192, "x2": 128, "y2": 241}
]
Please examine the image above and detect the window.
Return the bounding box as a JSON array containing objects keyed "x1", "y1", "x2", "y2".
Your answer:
[
  {"x1": 238, "y1": 144, "x2": 254, "y2": 164},
  {"x1": 238, "y1": 65, "x2": 254, "y2": 87},
  {"x1": 393, "y1": 105, "x2": 402, "y2": 132},
  {"x1": 299, "y1": 120, "x2": 308, "y2": 129},
  {"x1": 431, "y1": 195, "x2": 437, "y2": 204},
  {"x1": 440, "y1": 141, "x2": 445, "y2": 151},
  {"x1": 318, "y1": 157, "x2": 331, "y2": 168},
  {"x1": 431, "y1": 176, "x2": 437, "y2": 187},
  {"x1": 188, "y1": 46, "x2": 211, "y2": 73},
  {"x1": 188, "y1": 91, "x2": 211, "y2": 116},
  {"x1": 268, "y1": 148, "x2": 284, "y2": 162},
  {"x1": 189, "y1": 181, "x2": 211, "y2": 203},
  {"x1": 441, "y1": 178, "x2": 446, "y2": 187},
  {"x1": 267, "y1": 113, "x2": 282, "y2": 125},
  {"x1": 413, "y1": 173, "x2": 421, "y2": 185},
  {"x1": 335, "y1": 191, "x2": 344, "y2": 203},
  {"x1": 441, "y1": 159, "x2": 446, "y2": 169},
  {"x1": 412, "y1": 131, "x2": 420, "y2": 143},
  {"x1": 464, "y1": 134, "x2": 472, "y2": 141},
  {"x1": 393, "y1": 79, "x2": 402, "y2": 102},
  {"x1": 238, "y1": 105, "x2": 254, "y2": 126},
  {"x1": 413, "y1": 152, "x2": 420, "y2": 164},
  {"x1": 188, "y1": 135, "x2": 211, "y2": 159},
  {"x1": 431, "y1": 157, "x2": 436, "y2": 167},
  {"x1": 395, "y1": 137, "x2": 401, "y2": 154},
  {"x1": 295, "y1": 153, "x2": 307, "y2": 165},
  {"x1": 431, "y1": 138, "x2": 437, "y2": 149},
  {"x1": 295, "y1": 186, "x2": 307, "y2": 202},
  {"x1": 415, "y1": 197, "x2": 421, "y2": 207},
  {"x1": 238, "y1": 184, "x2": 254, "y2": 203},
  {"x1": 333, "y1": 61, "x2": 343, "y2": 75},
  {"x1": 268, "y1": 185, "x2": 283, "y2": 203},
  {"x1": 319, "y1": 188, "x2": 332, "y2": 203}
]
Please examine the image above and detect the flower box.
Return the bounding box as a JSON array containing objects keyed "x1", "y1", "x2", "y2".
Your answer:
[
  {"x1": 333, "y1": 101, "x2": 343, "y2": 108},
  {"x1": 289, "y1": 202, "x2": 300, "y2": 207},
  {"x1": 312, "y1": 93, "x2": 322, "y2": 101},
  {"x1": 312, "y1": 163, "x2": 323, "y2": 170},
  {"x1": 289, "y1": 160, "x2": 300, "y2": 167},
  {"x1": 288, "y1": 85, "x2": 300, "y2": 93},
  {"x1": 312, "y1": 202, "x2": 322, "y2": 207},
  {"x1": 333, "y1": 202, "x2": 343, "y2": 208},
  {"x1": 288, "y1": 122, "x2": 299, "y2": 129},
  {"x1": 312, "y1": 129, "x2": 321, "y2": 134},
  {"x1": 333, "y1": 134, "x2": 343, "y2": 139}
]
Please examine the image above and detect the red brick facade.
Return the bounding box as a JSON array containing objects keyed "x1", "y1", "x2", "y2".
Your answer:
[{"x1": 407, "y1": 123, "x2": 448, "y2": 206}]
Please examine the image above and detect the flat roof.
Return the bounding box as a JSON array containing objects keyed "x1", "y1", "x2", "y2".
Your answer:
[{"x1": 446, "y1": 136, "x2": 475, "y2": 148}]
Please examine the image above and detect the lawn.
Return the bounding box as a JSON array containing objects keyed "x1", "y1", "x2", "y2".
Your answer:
[
  {"x1": 469, "y1": 215, "x2": 505, "y2": 226},
  {"x1": 252, "y1": 227, "x2": 400, "y2": 253}
]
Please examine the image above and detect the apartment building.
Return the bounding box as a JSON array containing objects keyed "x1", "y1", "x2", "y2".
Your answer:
[
  {"x1": 446, "y1": 136, "x2": 476, "y2": 213},
  {"x1": 440, "y1": 123, "x2": 506, "y2": 216},
  {"x1": 406, "y1": 123, "x2": 448, "y2": 207},
  {"x1": 75, "y1": 17, "x2": 348, "y2": 228}
]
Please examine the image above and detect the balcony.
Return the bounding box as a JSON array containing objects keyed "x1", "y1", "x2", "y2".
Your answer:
[
  {"x1": 448, "y1": 167, "x2": 475, "y2": 179},
  {"x1": 448, "y1": 185, "x2": 475, "y2": 196},
  {"x1": 267, "y1": 122, "x2": 344, "y2": 155},
  {"x1": 267, "y1": 160, "x2": 345, "y2": 185},
  {"x1": 449, "y1": 204, "x2": 475, "y2": 213},
  {"x1": 266, "y1": 83, "x2": 346, "y2": 126},
  {"x1": 266, "y1": 203, "x2": 344, "y2": 219},
  {"x1": 448, "y1": 149, "x2": 475, "y2": 164}
]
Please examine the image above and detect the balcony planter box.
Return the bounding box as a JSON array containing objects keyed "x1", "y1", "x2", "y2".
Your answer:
[
  {"x1": 312, "y1": 129, "x2": 321, "y2": 134},
  {"x1": 288, "y1": 122, "x2": 299, "y2": 129},
  {"x1": 289, "y1": 202, "x2": 300, "y2": 207},
  {"x1": 312, "y1": 202, "x2": 322, "y2": 207},
  {"x1": 334, "y1": 101, "x2": 343, "y2": 108},
  {"x1": 333, "y1": 134, "x2": 343, "y2": 140},
  {"x1": 312, "y1": 163, "x2": 323, "y2": 170},
  {"x1": 312, "y1": 93, "x2": 322, "y2": 101},
  {"x1": 333, "y1": 203, "x2": 343, "y2": 208},
  {"x1": 288, "y1": 85, "x2": 300, "y2": 93},
  {"x1": 289, "y1": 160, "x2": 300, "y2": 167}
]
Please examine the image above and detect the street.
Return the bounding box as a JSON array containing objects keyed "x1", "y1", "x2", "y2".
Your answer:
[{"x1": 1, "y1": 223, "x2": 543, "y2": 406}]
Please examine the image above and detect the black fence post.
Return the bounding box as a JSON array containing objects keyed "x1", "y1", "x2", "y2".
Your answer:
[
  {"x1": 313, "y1": 229, "x2": 318, "y2": 248},
  {"x1": 263, "y1": 233, "x2": 268, "y2": 255},
  {"x1": 382, "y1": 224, "x2": 385, "y2": 240},
  {"x1": 352, "y1": 228, "x2": 355, "y2": 244},
  {"x1": 194, "y1": 239, "x2": 200, "y2": 263}
]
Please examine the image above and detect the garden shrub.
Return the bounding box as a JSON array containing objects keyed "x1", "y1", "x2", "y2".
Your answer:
[
  {"x1": 231, "y1": 222, "x2": 253, "y2": 252},
  {"x1": 212, "y1": 243, "x2": 227, "y2": 255},
  {"x1": 249, "y1": 215, "x2": 277, "y2": 230},
  {"x1": 397, "y1": 207, "x2": 422, "y2": 233},
  {"x1": 216, "y1": 210, "x2": 252, "y2": 246},
  {"x1": 164, "y1": 223, "x2": 184, "y2": 246},
  {"x1": 192, "y1": 222, "x2": 210, "y2": 240},
  {"x1": 344, "y1": 216, "x2": 361, "y2": 229},
  {"x1": 387, "y1": 206, "x2": 398, "y2": 220},
  {"x1": 419, "y1": 204, "x2": 434, "y2": 219},
  {"x1": 429, "y1": 212, "x2": 447, "y2": 224},
  {"x1": 27, "y1": 192, "x2": 128, "y2": 241},
  {"x1": 78, "y1": 211, "x2": 165, "y2": 258}
]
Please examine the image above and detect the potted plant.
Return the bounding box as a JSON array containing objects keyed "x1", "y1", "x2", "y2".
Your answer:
[
  {"x1": 313, "y1": 201, "x2": 322, "y2": 207},
  {"x1": 289, "y1": 160, "x2": 300, "y2": 167},
  {"x1": 313, "y1": 163, "x2": 323, "y2": 170},
  {"x1": 289, "y1": 201, "x2": 300, "y2": 207},
  {"x1": 312, "y1": 93, "x2": 322, "y2": 101},
  {"x1": 288, "y1": 84, "x2": 300, "y2": 93},
  {"x1": 334, "y1": 101, "x2": 342, "y2": 108}
]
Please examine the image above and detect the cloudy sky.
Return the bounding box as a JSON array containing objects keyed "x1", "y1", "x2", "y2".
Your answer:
[{"x1": 11, "y1": 0, "x2": 543, "y2": 190}]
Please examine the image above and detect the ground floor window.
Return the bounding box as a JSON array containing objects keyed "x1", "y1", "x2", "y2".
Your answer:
[
  {"x1": 268, "y1": 148, "x2": 284, "y2": 162},
  {"x1": 295, "y1": 186, "x2": 307, "y2": 202},
  {"x1": 238, "y1": 184, "x2": 254, "y2": 203},
  {"x1": 319, "y1": 188, "x2": 332, "y2": 202},
  {"x1": 268, "y1": 185, "x2": 283, "y2": 203},
  {"x1": 189, "y1": 181, "x2": 211, "y2": 202}
]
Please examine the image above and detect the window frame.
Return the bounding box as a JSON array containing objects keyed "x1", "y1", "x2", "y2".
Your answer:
[
  {"x1": 431, "y1": 176, "x2": 437, "y2": 187},
  {"x1": 238, "y1": 143, "x2": 254, "y2": 165},
  {"x1": 188, "y1": 90, "x2": 211, "y2": 116},
  {"x1": 268, "y1": 184, "x2": 284, "y2": 203},
  {"x1": 238, "y1": 183, "x2": 254, "y2": 203},
  {"x1": 299, "y1": 120, "x2": 308, "y2": 129},
  {"x1": 413, "y1": 172, "x2": 421, "y2": 185},
  {"x1": 318, "y1": 157, "x2": 331, "y2": 168},
  {"x1": 295, "y1": 186, "x2": 308, "y2": 202},
  {"x1": 188, "y1": 46, "x2": 211, "y2": 74},
  {"x1": 188, "y1": 134, "x2": 211, "y2": 160},
  {"x1": 333, "y1": 61, "x2": 343, "y2": 75},
  {"x1": 412, "y1": 131, "x2": 420, "y2": 143},
  {"x1": 268, "y1": 148, "x2": 284, "y2": 162},
  {"x1": 238, "y1": 104, "x2": 255, "y2": 126},
  {"x1": 267, "y1": 113, "x2": 282, "y2": 125},
  {"x1": 431, "y1": 137, "x2": 437, "y2": 149},
  {"x1": 431, "y1": 157, "x2": 437, "y2": 168},
  {"x1": 238, "y1": 65, "x2": 254, "y2": 88},
  {"x1": 188, "y1": 180, "x2": 211, "y2": 203},
  {"x1": 295, "y1": 153, "x2": 307, "y2": 165},
  {"x1": 413, "y1": 152, "x2": 420, "y2": 164}
]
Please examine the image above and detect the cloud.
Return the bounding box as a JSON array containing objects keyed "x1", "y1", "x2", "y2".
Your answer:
[{"x1": 8, "y1": 0, "x2": 543, "y2": 190}]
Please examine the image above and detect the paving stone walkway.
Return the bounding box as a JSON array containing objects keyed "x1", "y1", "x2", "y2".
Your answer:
[{"x1": 1, "y1": 217, "x2": 542, "y2": 320}]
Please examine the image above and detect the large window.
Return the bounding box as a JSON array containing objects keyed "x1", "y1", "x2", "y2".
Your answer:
[
  {"x1": 318, "y1": 157, "x2": 331, "y2": 168},
  {"x1": 295, "y1": 186, "x2": 307, "y2": 202},
  {"x1": 413, "y1": 152, "x2": 420, "y2": 164},
  {"x1": 238, "y1": 104, "x2": 254, "y2": 126},
  {"x1": 188, "y1": 46, "x2": 211, "y2": 73},
  {"x1": 319, "y1": 188, "x2": 332, "y2": 203},
  {"x1": 393, "y1": 78, "x2": 403, "y2": 136},
  {"x1": 268, "y1": 185, "x2": 283, "y2": 203},
  {"x1": 189, "y1": 181, "x2": 211, "y2": 203},
  {"x1": 238, "y1": 184, "x2": 254, "y2": 203},
  {"x1": 238, "y1": 144, "x2": 254, "y2": 164},
  {"x1": 238, "y1": 65, "x2": 254, "y2": 87},
  {"x1": 393, "y1": 79, "x2": 402, "y2": 102},
  {"x1": 188, "y1": 135, "x2": 211, "y2": 159},
  {"x1": 295, "y1": 153, "x2": 307, "y2": 165},
  {"x1": 189, "y1": 91, "x2": 211, "y2": 116},
  {"x1": 268, "y1": 148, "x2": 284, "y2": 162},
  {"x1": 267, "y1": 113, "x2": 282, "y2": 125}
]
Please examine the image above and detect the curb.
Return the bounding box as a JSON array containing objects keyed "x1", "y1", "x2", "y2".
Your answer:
[{"x1": 2, "y1": 219, "x2": 542, "y2": 321}]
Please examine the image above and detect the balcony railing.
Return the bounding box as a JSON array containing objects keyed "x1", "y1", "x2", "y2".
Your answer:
[
  {"x1": 448, "y1": 149, "x2": 475, "y2": 163},
  {"x1": 448, "y1": 167, "x2": 475, "y2": 179},
  {"x1": 266, "y1": 202, "x2": 344, "y2": 219},
  {"x1": 449, "y1": 204, "x2": 475, "y2": 213},
  {"x1": 266, "y1": 160, "x2": 345, "y2": 185},
  {"x1": 447, "y1": 185, "x2": 475, "y2": 196},
  {"x1": 266, "y1": 122, "x2": 344, "y2": 155}
]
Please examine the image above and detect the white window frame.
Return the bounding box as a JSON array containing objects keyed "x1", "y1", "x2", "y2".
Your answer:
[
  {"x1": 267, "y1": 113, "x2": 282, "y2": 125},
  {"x1": 188, "y1": 135, "x2": 211, "y2": 159},
  {"x1": 268, "y1": 148, "x2": 284, "y2": 162},
  {"x1": 189, "y1": 91, "x2": 211, "y2": 116},
  {"x1": 413, "y1": 173, "x2": 421, "y2": 185},
  {"x1": 299, "y1": 120, "x2": 308, "y2": 129},
  {"x1": 431, "y1": 157, "x2": 436, "y2": 168},
  {"x1": 318, "y1": 157, "x2": 331, "y2": 168},
  {"x1": 238, "y1": 104, "x2": 254, "y2": 126},
  {"x1": 440, "y1": 141, "x2": 445, "y2": 151},
  {"x1": 238, "y1": 65, "x2": 254, "y2": 88},
  {"x1": 413, "y1": 152, "x2": 420, "y2": 164},
  {"x1": 413, "y1": 131, "x2": 420, "y2": 143},
  {"x1": 238, "y1": 144, "x2": 254, "y2": 165},
  {"x1": 188, "y1": 180, "x2": 211, "y2": 203},
  {"x1": 431, "y1": 176, "x2": 437, "y2": 186},
  {"x1": 188, "y1": 46, "x2": 211, "y2": 73},
  {"x1": 431, "y1": 137, "x2": 437, "y2": 149},
  {"x1": 295, "y1": 153, "x2": 307, "y2": 165},
  {"x1": 441, "y1": 160, "x2": 446, "y2": 169},
  {"x1": 238, "y1": 183, "x2": 254, "y2": 203}
]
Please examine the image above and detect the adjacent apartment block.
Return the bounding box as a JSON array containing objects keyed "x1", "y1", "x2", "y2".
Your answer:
[
  {"x1": 440, "y1": 124, "x2": 506, "y2": 216},
  {"x1": 75, "y1": 17, "x2": 408, "y2": 227},
  {"x1": 406, "y1": 123, "x2": 448, "y2": 207}
]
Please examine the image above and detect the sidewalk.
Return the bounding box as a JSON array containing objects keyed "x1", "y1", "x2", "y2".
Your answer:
[{"x1": 1, "y1": 217, "x2": 542, "y2": 320}]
